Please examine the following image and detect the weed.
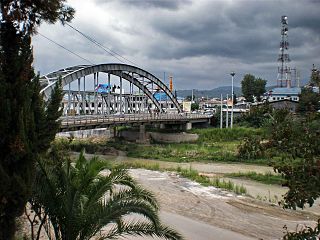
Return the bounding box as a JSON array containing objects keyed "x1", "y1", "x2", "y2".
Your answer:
[
  {"x1": 225, "y1": 171, "x2": 284, "y2": 185},
  {"x1": 176, "y1": 167, "x2": 247, "y2": 195}
]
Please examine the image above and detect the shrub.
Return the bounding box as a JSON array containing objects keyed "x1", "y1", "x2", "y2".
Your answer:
[{"x1": 237, "y1": 137, "x2": 265, "y2": 160}]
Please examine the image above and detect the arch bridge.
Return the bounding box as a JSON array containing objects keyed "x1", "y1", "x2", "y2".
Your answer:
[
  {"x1": 39, "y1": 63, "x2": 210, "y2": 132},
  {"x1": 40, "y1": 63, "x2": 182, "y2": 115}
]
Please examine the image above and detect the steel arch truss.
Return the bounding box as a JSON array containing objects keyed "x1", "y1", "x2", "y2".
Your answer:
[{"x1": 39, "y1": 63, "x2": 182, "y2": 113}]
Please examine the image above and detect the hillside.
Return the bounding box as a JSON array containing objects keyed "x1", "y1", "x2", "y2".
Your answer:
[{"x1": 176, "y1": 86, "x2": 242, "y2": 99}]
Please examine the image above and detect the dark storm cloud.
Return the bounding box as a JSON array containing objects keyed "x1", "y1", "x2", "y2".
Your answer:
[
  {"x1": 94, "y1": 0, "x2": 191, "y2": 10},
  {"x1": 147, "y1": 0, "x2": 320, "y2": 64},
  {"x1": 33, "y1": 0, "x2": 320, "y2": 89}
]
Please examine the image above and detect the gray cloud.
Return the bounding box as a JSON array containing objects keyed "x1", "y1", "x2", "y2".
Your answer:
[
  {"x1": 94, "y1": 0, "x2": 191, "y2": 10},
  {"x1": 33, "y1": 0, "x2": 320, "y2": 90}
]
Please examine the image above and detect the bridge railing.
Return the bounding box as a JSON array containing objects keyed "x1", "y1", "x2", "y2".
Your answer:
[{"x1": 60, "y1": 113, "x2": 210, "y2": 128}]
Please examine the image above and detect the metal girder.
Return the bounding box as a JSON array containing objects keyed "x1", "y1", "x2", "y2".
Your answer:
[
  {"x1": 109, "y1": 70, "x2": 163, "y2": 113},
  {"x1": 40, "y1": 63, "x2": 182, "y2": 112}
]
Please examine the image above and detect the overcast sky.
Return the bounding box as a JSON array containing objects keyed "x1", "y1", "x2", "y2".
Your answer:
[{"x1": 33, "y1": 0, "x2": 320, "y2": 90}]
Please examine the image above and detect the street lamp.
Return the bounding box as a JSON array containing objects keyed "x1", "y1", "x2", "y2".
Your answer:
[{"x1": 230, "y1": 71, "x2": 235, "y2": 128}]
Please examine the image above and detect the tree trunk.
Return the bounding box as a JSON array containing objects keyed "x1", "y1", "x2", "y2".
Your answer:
[{"x1": 0, "y1": 214, "x2": 16, "y2": 240}]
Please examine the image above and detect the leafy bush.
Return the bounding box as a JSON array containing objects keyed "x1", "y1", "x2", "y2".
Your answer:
[
  {"x1": 283, "y1": 220, "x2": 320, "y2": 240},
  {"x1": 191, "y1": 127, "x2": 266, "y2": 142},
  {"x1": 236, "y1": 104, "x2": 272, "y2": 128},
  {"x1": 237, "y1": 137, "x2": 265, "y2": 160},
  {"x1": 226, "y1": 171, "x2": 284, "y2": 185}
]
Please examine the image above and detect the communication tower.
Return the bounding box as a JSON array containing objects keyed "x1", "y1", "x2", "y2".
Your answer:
[{"x1": 277, "y1": 16, "x2": 291, "y2": 88}]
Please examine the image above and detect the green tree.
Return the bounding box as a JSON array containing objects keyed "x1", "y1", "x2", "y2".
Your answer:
[
  {"x1": 191, "y1": 103, "x2": 199, "y2": 111},
  {"x1": 241, "y1": 74, "x2": 255, "y2": 102},
  {"x1": 268, "y1": 111, "x2": 320, "y2": 239},
  {"x1": 254, "y1": 78, "x2": 267, "y2": 102},
  {"x1": 237, "y1": 104, "x2": 272, "y2": 128},
  {"x1": 28, "y1": 152, "x2": 183, "y2": 240},
  {"x1": 297, "y1": 87, "x2": 320, "y2": 114},
  {"x1": 311, "y1": 64, "x2": 320, "y2": 87},
  {"x1": 241, "y1": 74, "x2": 267, "y2": 103},
  {"x1": 0, "y1": 1, "x2": 74, "y2": 239}
]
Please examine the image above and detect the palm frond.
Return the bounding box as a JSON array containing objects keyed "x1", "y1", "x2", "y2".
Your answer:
[{"x1": 103, "y1": 221, "x2": 184, "y2": 240}]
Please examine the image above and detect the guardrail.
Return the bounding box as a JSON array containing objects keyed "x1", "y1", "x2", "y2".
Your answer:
[{"x1": 60, "y1": 113, "x2": 211, "y2": 128}]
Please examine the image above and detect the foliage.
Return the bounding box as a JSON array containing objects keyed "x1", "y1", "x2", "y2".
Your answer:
[
  {"x1": 283, "y1": 219, "x2": 320, "y2": 240},
  {"x1": 241, "y1": 74, "x2": 267, "y2": 102},
  {"x1": 237, "y1": 137, "x2": 265, "y2": 160},
  {"x1": 191, "y1": 102, "x2": 199, "y2": 111},
  {"x1": 1, "y1": 0, "x2": 74, "y2": 35},
  {"x1": 297, "y1": 87, "x2": 320, "y2": 114},
  {"x1": 190, "y1": 127, "x2": 266, "y2": 142},
  {"x1": 0, "y1": 5, "x2": 70, "y2": 237},
  {"x1": 260, "y1": 109, "x2": 320, "y2": 238},
  {"x1": 237, "y1": 104, "x2": 272, "y2": 128},
  {"x1": 176, "y1": 167, "x2": 247, "y2": 195},
  {"x1": 0, "y1": 1, "x2": 74, "y2": 238},
  {"x1": 225, "y1": 171, "x2": 284, "y2": 185},
  {"x1": 28, "y1": 152, "x2": 183, "y2": 240},
  {"x1": 273, "y1": 116, "x2": 320, "y2": 209},
  {"x1": 58, "y1": 127, "x2": 271, "y2": 164},
  {"x1": 310, "y1": 65, "x2": 320, "y2": 87}
]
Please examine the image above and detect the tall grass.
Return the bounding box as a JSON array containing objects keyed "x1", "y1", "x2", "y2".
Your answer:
[
  {"x1": 190, "y1": 127, "x2": 267, "y2": 143},
  {"x1": 225, "y1": 171, "x2": 284, "y2": 185},
  {"x1": 176, "y1": 167, "x2": 247, "y2": 195},
  {"x1": 55, "y1": 127, "x2": 271, "y2": 165},
  {"x1": 115, "y1": 162, "x2": 247, "y2": 195}
]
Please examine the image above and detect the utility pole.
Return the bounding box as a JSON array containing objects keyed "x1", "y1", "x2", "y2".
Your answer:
[
  {"x1": 226, "y1": 94, "x2": 229, "y2": 128},
  {"x1": 230, "y1": 71, "x2": 235, "y2": 129},
  {"x1": 191, "y1": 89, "x2": 194, "y2": 103},
  {"x1": 220, "y1": 94, "x2": 223, "y2": 129}
]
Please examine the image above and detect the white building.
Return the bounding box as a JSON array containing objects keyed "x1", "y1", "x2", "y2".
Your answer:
[{"x1": 267, "y1": 87, "x2": 301, "y2": 102}]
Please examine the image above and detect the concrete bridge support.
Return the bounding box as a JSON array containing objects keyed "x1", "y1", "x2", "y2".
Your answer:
[
  {"x1": 158, "y1": 122, "x2": 192, "y2": 131},
  {"x1": 137, "y1": 124, "x2": 147, "y2": 143},
  {"x1": 185, "y1": 122, "x2": 192, "y2": 131}
]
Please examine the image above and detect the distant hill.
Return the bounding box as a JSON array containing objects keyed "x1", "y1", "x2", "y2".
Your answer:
[
  {"x1": 176, "y1": 86, "x2": 242, "y2": 99},
  {"x1": 176, "y1": 84, "x2": 305, "y2": 99}
]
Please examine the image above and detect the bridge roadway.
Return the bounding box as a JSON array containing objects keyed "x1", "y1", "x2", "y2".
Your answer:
[{"x1": 60, "y1": 113, "x2": 212, "y2": 131}]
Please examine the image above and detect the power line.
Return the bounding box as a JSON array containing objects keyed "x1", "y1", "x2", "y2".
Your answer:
[
  {"x1": 38, "y1": 32, "x2": 95, "y2": 65},
  {"x1": 65, "y1": 22, "x2": 138, "y2": 66}
]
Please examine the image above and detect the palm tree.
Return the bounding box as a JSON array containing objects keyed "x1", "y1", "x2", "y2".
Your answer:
[{"x1": 29, "y1": 152, "x2": 183, "y2": 240}]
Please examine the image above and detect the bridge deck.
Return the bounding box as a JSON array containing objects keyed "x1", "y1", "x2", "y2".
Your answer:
[{"x1": 60, "y1": 113, "x2": 211, "y2": 131}]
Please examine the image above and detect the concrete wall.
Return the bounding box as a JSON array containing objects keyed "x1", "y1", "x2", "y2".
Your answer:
[
  {"x1": 120, "y1": 130, "x2": 198, "y2": 143},
  {"x1": 149, "y1": 132, "x2": 198, "y2": 143},
  {"x1": 57, "y1": 128, "x2": 199, "y2": 144},
  {"x1": 119, "y1": 130, "x2": 141, "y2": 142},
  {"x1": 57, "y1": 128, "x2": 111, "y2": 139}
]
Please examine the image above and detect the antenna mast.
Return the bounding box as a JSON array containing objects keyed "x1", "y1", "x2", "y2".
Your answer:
[{"x1": 277, "y1": 16, "x2": 291, "y2": 88}]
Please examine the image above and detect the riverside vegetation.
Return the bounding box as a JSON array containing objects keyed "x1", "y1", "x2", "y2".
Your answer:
[
  {"x1": 57, "y1": 103, "x2": 320, "y2": 239},
  {"x1": 61, "y1": 127, "x2": 269, "y2": 164}
]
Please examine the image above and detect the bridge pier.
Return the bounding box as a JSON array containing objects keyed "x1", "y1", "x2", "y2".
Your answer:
[
  {"x1": 157, "y1": 122, "x2": 192, "y2": 131},
  {"x1": 137, "y1": 124, "x2": 148, "y2": 143},
  {"x1": 185, "y1": 122, "x2": 192, "y2": 131}
]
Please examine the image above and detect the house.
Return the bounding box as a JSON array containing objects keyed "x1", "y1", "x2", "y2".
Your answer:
[
  {"x1": 266, "y1": 87, "x2": 301, "y2": 102},
  {"x1": 268, "y1": 99, "x2": 299, "y2": 112}
]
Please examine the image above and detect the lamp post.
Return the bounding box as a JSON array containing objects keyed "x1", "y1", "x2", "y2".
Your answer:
[
  {"x1": 230, "y1": 71, "x2": 235, "y2": 129},
  {"x1": 226, "y1": 94, "x2": 229, "y2": 128},
  {"x1": 220, "y1": 94, "x2": 223, "y2": 129}
]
